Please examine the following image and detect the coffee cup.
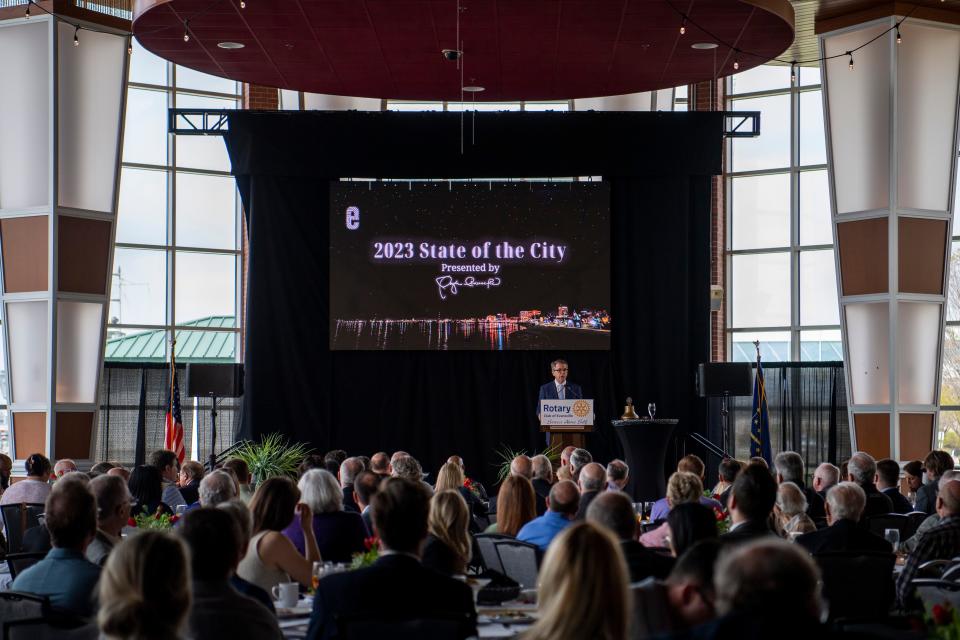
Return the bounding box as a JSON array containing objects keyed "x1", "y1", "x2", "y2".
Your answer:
[{"x1": 272, "y1": 582, "x2": 299, "y2": 608}]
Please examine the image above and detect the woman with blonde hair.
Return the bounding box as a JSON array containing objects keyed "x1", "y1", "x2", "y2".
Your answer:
[
  {"x1": 523, "y1": 521, "x2": 629, "y2": 640},
  {"x1": 640, "y1": 471, "x2": 703, "y2": 548},
  {"x1": 486, "y1": 475, "x2": 537, "y2": 536},
  {"x1": 99, "y1": 530, "x2": 191, "y2": 640},
  {"x1": 435, "y1": 460, "x2": 485, "y2": 526},
  {"x1": 422, "y1": 489, "x2": 473, "y2": 575}
]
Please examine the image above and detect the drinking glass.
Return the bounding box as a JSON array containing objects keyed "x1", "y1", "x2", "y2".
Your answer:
[
  {"x1": 647, "y1": 403, "x2": 656, "y2": 419},
  {"x1": 884, "y1": 528, "x2": 900, "y2": 551},
  {"x1": 311, "y1": 561, "x2": 323, "y2": 590}
]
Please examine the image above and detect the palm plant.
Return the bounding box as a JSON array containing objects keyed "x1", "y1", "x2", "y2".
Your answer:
[
  {"x1": 492, "y1": 442, "x2": 561, "y2": 484},
  {"x1": 231, "y1": 433, "x2": 312, "y2": 485}
]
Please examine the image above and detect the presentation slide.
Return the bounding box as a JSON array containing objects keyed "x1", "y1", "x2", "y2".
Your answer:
[{"x1": 329, "y1": 181, "x2": 611, "y2": 350}]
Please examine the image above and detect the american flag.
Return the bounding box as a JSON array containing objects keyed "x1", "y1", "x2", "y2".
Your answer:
[{"x1": 164, "y1": 361, "x2": 185, "y2": 464}]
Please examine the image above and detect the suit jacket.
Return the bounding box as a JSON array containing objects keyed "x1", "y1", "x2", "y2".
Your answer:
[
  {"x1": 305, "y1": 553, "x2": 477, "y2": 640},
  {"x1": 537, "y1": 380, "x2": 583, "y2": 413},
  {"x1": 882, "y1": 487, "x2": 914, "y2": 515},
  {"x1": 621, "y1": 540, "x2": 674, "y2": 583},
  {"x1": 795, "y1": 518, "x2": 892, "y2": 554},
  {"x1": 721, "y1": 519, "x2": 775, "y2": 544},
  {"x1": 861, "y1": 483, "x2": 895, "y2": 520},
  {"x1": 342, "y1": 485, "x2": 360, "y2": 513},
  {"x1": 180, "y1": 479, "x2": 200, "y2": 506},
  {"x1": 532, "y1": 478, "x2": 552, "y2": 500},
  {"x1": 802, "y1": 485, "x2": 826, "y2": 521},
  {"x1": 916, "y1": 480, "x2": 940, "y2": 515},
  {"x1": 189, "y1": 579, "x2": 282, "y2": 640},
  {"x1": 575, "y1": 490, "x2": 600, "y2": 520}
]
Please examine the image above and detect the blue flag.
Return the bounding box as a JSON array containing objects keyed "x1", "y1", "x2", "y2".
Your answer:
[{"x1": 750, "y1": 346, "x2": 771, "y2": 465}]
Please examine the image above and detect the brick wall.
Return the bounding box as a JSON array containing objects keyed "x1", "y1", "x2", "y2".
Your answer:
[
  {"x1": 691, "y1": 79, "x2": 727, "y2": 362},
  {"x1": 243, "y1": 84, "x2": 279, "y2": 110}
]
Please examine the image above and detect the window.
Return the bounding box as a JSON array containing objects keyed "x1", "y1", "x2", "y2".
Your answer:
[
  {"x1": 941, "y1": 164, "x2": 960, "y2": 452},
  {"x1": 108, "y1": 41, "x2": 241, "y2": 363},
  {"x1": 726, "y1": 65, "x2": 840, "y2": 362}
]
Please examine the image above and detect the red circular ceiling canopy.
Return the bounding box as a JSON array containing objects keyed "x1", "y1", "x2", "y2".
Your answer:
[{"x1": 133, "y1": 0, "x2": 795, "y2": 101}]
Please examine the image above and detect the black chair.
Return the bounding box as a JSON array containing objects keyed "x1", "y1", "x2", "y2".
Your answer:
[
  {"x1": 866, "y1": 513, "x2": 913, "y2": 540},
  {"x1": 0, "y1": 592, "x2": 47, "y2": 627},
  {"x1": 474, "y1": 533, "x2": 512, "y2": 573},
  {"x1": 0, "y1": 504, "x2": 44, "y2": 554},
  {"x1": 814, "y1": 551, "x2": 895, "y2": 621},
  {"x1": 337, "y1": 612, "x2": 473, "y2": 640},
  {"x1": 493, "y1": 539, "x2": 540, "y2": 589},
  {"x1": 906, "y1": 511, "x2": 929, "y2": 534},
  {"x1": 4, "y1": 614, "x2": 98, "y2": 640},
  {"x1": 5, "y1": 552, "x2": 46, "y2": 580}
]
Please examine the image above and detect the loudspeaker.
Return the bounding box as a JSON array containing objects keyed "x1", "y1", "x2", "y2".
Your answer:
[
  {"x1": 187, "y1": 364, "x2": 244, "y2": 398},
  {"x1": 697, "y1": 363, "x2": 753, "y2": 398}
]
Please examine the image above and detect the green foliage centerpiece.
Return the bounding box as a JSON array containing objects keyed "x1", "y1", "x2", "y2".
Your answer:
[
  {"x1": 492, "y1": 443, "x2": 561, "y2": 484},
  {"x1": 231, "y1": 433, "x2": 313, "y2": 484}
]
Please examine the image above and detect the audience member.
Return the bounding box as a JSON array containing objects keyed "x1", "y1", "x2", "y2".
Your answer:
[
  {"x1": 556, "y1": 465, "x2": 573, "y2": 482},
  {"x1": 356, "y1": 455, "x2": 370, "y2": 471},
  {"x1": 147, "y1": 449, "x2": 187, "y2": 509},
  {"x1": 667, "y1": 502, "x2": 719, "y2": 558},
  {"x1": 488, "y1": 474, "x2": 537, "y2": 536},
  {"x1": 812, "y1": 462, "x2": 840, "y2": 500},
  {"x1": 391, "y1": 455, "x2": 423, "y2": 483},
  {"x1": 917, "y1": 450, "x2": 956, "y2": 515},
  {"x1": 587, "y1": 491, "x2": 673, "y2": 582},
  {"x1": 325, "y1": 449, "x2": 348, "y2": 466},
  {"x1": 569, "y1": 448, "x2": 593, "y2": 482},
  {"x1": 89, "y1": 461, "x2": 116, "y2": 477},
  {"x1": 423, "y1": 489, "x2": 473, "y2": 576},
  {"x1": 178, "y1": 460, "x2": 204, "y2": 505},
  {"x1": 750, "y1": 456, "x2": 770, "y2": 470},
  {"x1": 436, "y1": 460, "x2": 485, "y2": 524},
  {"x1": 353, "y1": 470, "x2": 380, "y2": 534},
  {"x1": 199, "y1": 469, "x2": 239, "y2": 507},
  {"x1": 651, "y1": 455, "x2": 722, "y2": 521},
  {"x1": 489, "y1": 455, "x2": 544, "y2": 517},
  {"x1": 531, "y1": 454, "x2": 553, "y2": 499},
  {"x1": 98, "y1": 531, "x2": 190, "y2": 640},
  {"x1": 632, "y1": 540, "x2": 722, "y2": 637},
  {"x1": 238, "y1": 476, "x2": 321, "y2": 591},
  {"x1": 575, "y1": 462, "x2": 606, "y2": 520},
  {"x1": 305, "y1": 478, "x2": 476, "y2": 640},
  {"x1": 0, "y1": 453, "x2": 11, "y2": 493},
  {"x1": 128, "y1": 464, "x2": 172, "y2": 516},
  {"x1": 54, "y1": 458, "x2": 78, "y2": 479},
  {"x1": 897, "y1": 478, "x2": 960, "y2": 606},
  {"x1": 773, "y1": 482, "x2": 817, "y2": 538},
  {"x1": 388, "y1": 450, "x2": 409, "y2": 475},
  {"x1": 904, "y1": 460, "x2": 924, "y2": 502},
  {"x1": 722, "y1": 462, "x2": 777, "y2": 543},
  {"x1": 12, "y1": 476, "x2": 101, "y2": 616},
  {"x1": 773, "y1": 451, "x2": 825, "y2": 520},
  {"x1": 846, "y1": 451, "x2": 894, "y2": 519},
  {"x1": 369, "y1": 452, "x2": 390, "y2": 476},
  {"x1": 217, "y1": 499, "x2": 275, "y2": 613},
  {"x1": 0, "y1": 453, "x2": 52, "y2": 517},
  {"x1": 339, "y1": 457, "x2": 363, "y2": 513},
  {"x1": 901, "y1": 470, "x2": 960, "y2": 554},
  {"x1": 298, "y1": 454, "x2": 327, "y2": 477},
  {"x1": 282, "y1": 469, "x2": 365, "y2": 562},
  {"x1": 517, "y1": 480, "x2": 579, "y2": 551},
  {"x1": 876, "y1": 458, "x2": 913, "y2": 514},
  {"x1": 606, "y1": 458, "x2": 629, "y2": 492},
  {"x1": 839, "y1": 459, "x2": 849, "y2": 482},
  {"x1": 87, "y1": 474, "x2": 133, "y2": 566},
  {"x1": 712, "y1": 458, "x2": 741, "y2": 508},
  {"x1": 796, "y1": 482, "x2": 889, "y2": 554},
  {"x1": 524, "y1": 522, "x2": 629, "y2": 640},
  {"x1": 559, "y1": 445, "x2": 576, "y2": 468},
  {"x1": 179, "y1": 508, "x2": 282, "y2": 640},
  {"x1": 641, "y1": 472, "x2": 704, "y2": 548},
  {"x1": 223, "y1": 457, "x2": 255, "y2": 504},
  {"x1": 107, "y1": 466, "x2": 130, "y2": 482}
]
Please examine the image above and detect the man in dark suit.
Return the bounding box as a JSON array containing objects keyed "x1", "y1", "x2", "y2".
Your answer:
[
  {"x1": 537, "y1": 359, "x2": 582, "y2": 446},
  {"x1": 339, "y1": 457, "x2": 362, "y2": 514},
  {"x1": 306, "y1": 478, "x2": 476, "y2": 640},
  {"x1": 773, "y1": 451, "x2": 825, "y2": 521},
  {"x1": 531, "y1": 455, "x2": 553, "y2": 504},
  {"x1": 876, "y1": 458, "x2": 914, "y2": 515},
  {"x1": 575, "y1": 463, "x2": 606, "y2": 520},
  {"x1": 846, "y1": 451, "x2": 894, "y2": 520},
  {"x1": 796, "y1": 482, "x2": 892, "y2": 554},
  {"x1": 587, "y1": 491, "x2": 673, "y2": 583},
  {"x1": 353, "y1": 470, "x2": 380, "y2": 536},
  {"x1": 916, "y1": 450, "x2": 956, "y2": 515},
  {"x1": 721, "y1": 463, "x2": 777, "y2": 544}
]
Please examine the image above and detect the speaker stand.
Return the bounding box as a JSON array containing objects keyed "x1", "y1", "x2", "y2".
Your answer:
[
  {"x1": 207, "y1": 395, "x2": 219, "y2": 471},
  {"x1": 720, "y1": 392, "x2": 731, "y2": 457}
]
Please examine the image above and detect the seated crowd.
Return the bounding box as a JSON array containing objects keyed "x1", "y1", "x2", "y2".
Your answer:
[{"x1": 0, "y1": 444, "x2": 958, "y2": 639}]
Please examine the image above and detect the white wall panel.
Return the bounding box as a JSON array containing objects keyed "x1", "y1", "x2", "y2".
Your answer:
[
  {"x1": 7, "y1": 301, "x2": 48, "y2": 405},
  {"x1": 897, "y1": 302, "x2": 942, "y2": 405},
  {"x1": 55, "y1": 301, "x2": 102, "y2": 403},
  {"x1": 845, "y1": 302, "x2": 891, "y2": 404}
]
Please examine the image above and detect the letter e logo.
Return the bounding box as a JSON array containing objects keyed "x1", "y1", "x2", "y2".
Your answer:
[{"x1": 345, "y1": 206, "x2": 360, "y2": 230}]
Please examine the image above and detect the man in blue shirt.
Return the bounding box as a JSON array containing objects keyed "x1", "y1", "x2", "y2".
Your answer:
[
  {"x1": 517, "y1": 480, "x2": 580, "y2": 551},
  {"x1": 13, "y1": 475, "x2": 101, "y2": 617}
]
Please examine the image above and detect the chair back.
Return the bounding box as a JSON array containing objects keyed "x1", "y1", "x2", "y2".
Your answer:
[
  {"x1": 906, "y1": 511, "x2": 929, "y2": 534},
  {"x1": 474, "y1": 533, "x2": 511, "y2": 573},
  {"x1": 0, "y1": 592, "x2": 47, "y2": 627},
  {"x1": 6, "y1": 552, "x2": 46, "y2": 581},
  {"x1": 912, "y1": 579, "x2": 960, "y2": 612},
  {"x1": 866, "y1": 513, "x2": 912, "y2": 540},
  {"x1": 493, "y1": 539, "x2": 540, "y2": 589},
  {"x1": 4, "y1": 616, "x2": 98, "y2": 640},
  {"x1": 337, "y1": 613, "x2": 472, "y2": 640},
  {"x1": 0, "y1": 504, "x2": 45, "y2": 554},
  {"x1": 814, "y1": 551, "x2": 895, "y2": 621}
]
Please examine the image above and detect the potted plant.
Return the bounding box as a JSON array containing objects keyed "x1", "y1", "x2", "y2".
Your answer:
[
  {"x1": 231, "y1": 433, "x2": 313, "y2": 485},
  {"x1": 492, "y1": 443, "x2": 561, "y2": 484}
]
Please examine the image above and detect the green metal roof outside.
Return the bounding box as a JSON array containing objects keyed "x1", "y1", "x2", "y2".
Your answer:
[{"x1": 104, "y1": 316, "x2": 236, "y2": 362}]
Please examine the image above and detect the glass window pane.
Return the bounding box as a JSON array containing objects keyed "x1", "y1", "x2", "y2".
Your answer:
[
  {"x1": 174, "y1": 329, "x2": 236, "y2": 362},
  {"x1": 129, "y1": 41, "x2": 167, "y2": 86},
  {"x1": 104, "y1": 326, "x2": 167, "y2": 362},
  {"x1": 110, "y1": 248, "x2": 167, "y2": 326},
  {"x1": 949, "y1": 241, "x2": 960, "y2": 322},
  {"x1": 800, "y1": 249, "x2": 840, "y2": 326},
  {"x1": 800, "y1": 329, "x2": 842, "y2": 361},
  {"x1": 0, "y1": 321, "x2": 7, "y2": 405},
  {"x1": 174, "y1": 252, "x2": 235, "y2": 324},
  {"x1": 800, "y1": 90, "x2": 826, "y2": 166},
  {"x1": 523, "y1": 102, "x2": 569, "y2": 112},
  {"x1": 387, "y1": 102, "x2": 443, "y2": 111},
  {"x1": 730, "y1": 95, "x2": 790, "y2": 172},
  {"x1": 675, "y1": 85, "x2": 688, "y2": 99},
  {"x1": 799, "y1": 170, "x2": 832, "y2": 246},
  {"x1": 117, "y1": 167, "x2": 167, "y2": 245},
  {"x1": 674, "y1": 102, "x2": 687, "y2": 112},
  {"x1": 122, "y1": 88, "x2": 168, "y2": 166},
  {"x1": 937, "y1": 410, "x2": 960, "y2": 460},
  {"x1": 731, "y1": 173, "x2": 790, "y2": 250},
  {"x1": 731, "y1": 253, "x2": 791, "y2": 328},
  {"x1": 175, "y1": 173, "x2": 237, "y2": 250},
  {"x1": 943, "y1": 326, "x2": 960, "y2": 405},
  {"x1": 0, "y1": 411, "x2": 9, "y2": 456},
  {"x1": 801, "y1": 66, "x2": 821, "y2": 86},
  {"x1": 954, "y1": 163, "x2": 960, "y2": 233},
  {"x1": 731, "y1": 330, "x2": 791, "y2": 362},
  {"x1": 174, "y1": 95, "x2": 237, "y2": 172},
  {"x1": 446, "y1": 103, "x2": 522, "y2": 112},
  {"x1": 730, "y1": 65, "x2": 790, "y2": 94},
  {"x1": 175, "y1": 66, "x2": 238, "y2": 95}
]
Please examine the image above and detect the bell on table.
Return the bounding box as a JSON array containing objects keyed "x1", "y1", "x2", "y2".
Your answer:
[{"x1": 622, "y1": 397, "x2": 639, "y2": 420}]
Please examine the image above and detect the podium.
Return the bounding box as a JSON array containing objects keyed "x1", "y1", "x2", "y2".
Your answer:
[
  {"x1": 612, "y1": 418, "x2": 678, "y2": 501},
  {"x1": 540, "y1": 399, "x2": 595, "y2": 451}
]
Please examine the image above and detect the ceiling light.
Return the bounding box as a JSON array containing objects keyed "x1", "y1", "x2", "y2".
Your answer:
[
  {"x1": 462, "y1": 86, "x2": 485, "y2": 93},
  {"x1": 218, "y1": 41, "x2": 245, "y2": 49},
  {"x1": 691, "y1": 42, "x2": 718, "y2": 50}
]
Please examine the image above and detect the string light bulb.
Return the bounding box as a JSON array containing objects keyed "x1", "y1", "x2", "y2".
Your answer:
[
  {"x1": 183, "y1": 22, "x2": 190, "y2": 42},
  {"x1": 896, "y1": 26, "x2": 902, "y2": 44},
  {"x1": 128, "y1": 42, "x2": 133, "y2": 55},
  {"x1": 240, "y1": 0, "x2": 246, "y2": 7},
  {"x1": 680, "y1": 16, "x2": 686, "y2": 36},
  {"x1": 733, "y1": 50, "x2": 740, "y2": 71},
  {"x1": 73, "y1": 27, "x2": 79, "y2": 47},
  {"x1": 847, "y1": 51, "x2": 854, "y2": 70},
  {"x1": 24, "y1": 2, "x2": 30, "y2": 18},
  {"x1": 790, "y1": 61, "x2": 797, "y2": 85}
]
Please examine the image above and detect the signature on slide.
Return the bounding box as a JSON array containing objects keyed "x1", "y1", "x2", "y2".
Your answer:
[{"x1": 435, "y1": 275, "x2": 502, "y2": 300}]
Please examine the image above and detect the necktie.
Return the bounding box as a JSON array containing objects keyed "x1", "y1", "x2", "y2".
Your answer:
[{"x1": 559, "y1": 384, "x2": 565, "y2": 400}]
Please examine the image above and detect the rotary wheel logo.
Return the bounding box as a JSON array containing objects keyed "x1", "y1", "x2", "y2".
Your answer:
[{"x1": 572, "y1": 400, "x2": 590, "y2": 418}]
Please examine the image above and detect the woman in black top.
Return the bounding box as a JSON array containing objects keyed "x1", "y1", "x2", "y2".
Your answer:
[{"x1": 422, "y1": 490, "x2": 472, "y2": 576}]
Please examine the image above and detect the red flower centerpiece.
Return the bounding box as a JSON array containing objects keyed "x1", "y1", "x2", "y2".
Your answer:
[{"x1": 351, "y1": 536, "x2": 380, "y2": 569}]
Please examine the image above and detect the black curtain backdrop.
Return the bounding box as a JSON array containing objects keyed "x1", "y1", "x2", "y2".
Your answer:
[{"x1": 224, "y1": 111, "x2": 721, "y2": 488}]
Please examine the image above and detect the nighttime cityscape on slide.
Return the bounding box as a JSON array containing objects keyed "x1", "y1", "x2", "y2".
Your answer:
[{"x1": 329, "y1": 182, "x2": 611, "y2": 350}]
